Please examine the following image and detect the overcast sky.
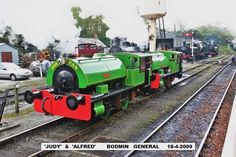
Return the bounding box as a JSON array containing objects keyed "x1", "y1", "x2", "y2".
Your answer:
[{"x1": 0, "y1": 0, "x2": 235, "y2": 52}]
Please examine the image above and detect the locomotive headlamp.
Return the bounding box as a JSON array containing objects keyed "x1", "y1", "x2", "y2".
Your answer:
[
  {"x1": 66, "y1": 95, "x2": 85, "y2": 110},
  {"x1": 24, "y1": 90, "x2": 42, "y2": 104}
]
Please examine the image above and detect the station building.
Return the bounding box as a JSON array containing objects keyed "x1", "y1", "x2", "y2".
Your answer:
[{"x1": 157, "y1": 31, "x2": 187, "y2": 50}]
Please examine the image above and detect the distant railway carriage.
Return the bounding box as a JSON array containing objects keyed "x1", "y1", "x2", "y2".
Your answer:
[
  {"x1": 24, "y1": 51, "x2": 182, "y2": 121},
  {"x1": 76, "y1": 43, "x2": 100, "y2": 57}
]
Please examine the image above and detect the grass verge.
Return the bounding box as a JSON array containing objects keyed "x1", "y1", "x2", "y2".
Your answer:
[
  {"x1": 2, "y1": 107, "x2": 34, "y2": 119},
  {"x1": 219, "y1": 44, "x2": 236, "y2": 55}
]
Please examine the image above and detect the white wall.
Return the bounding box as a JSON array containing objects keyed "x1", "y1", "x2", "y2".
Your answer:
[{"x1": 0, "y1": 44, "x2": 19, "y2": 64}]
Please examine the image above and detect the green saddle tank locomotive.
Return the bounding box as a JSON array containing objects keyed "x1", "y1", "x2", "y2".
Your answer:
[{"x1": 24, "y1": 51, "x2": 182, "y2": 121}]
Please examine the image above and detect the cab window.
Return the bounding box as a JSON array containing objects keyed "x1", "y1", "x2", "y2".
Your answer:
[
  {"x1": 140, "y1": 58, "x2": 146, "y2": 72},
  {"x1": 172, "y1": 54, "x2": 175, "y2": 59},
  {"x1": 78, "y1": 45, "x2": 85, "y2": 49},
  {"x1": 90, "y1": 44, "x2": 97, "y2": 49}
]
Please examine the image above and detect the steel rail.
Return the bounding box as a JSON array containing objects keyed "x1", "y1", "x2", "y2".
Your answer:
[
  {"x1": 183, "y1": 55, "x2": 226, "y2": 73},
  {"x1": 0, "y1": 117, "x2": 63, "y2": 145},
  {"x1": 124, "y1": 63, "x2": 230, "y2": 157}
]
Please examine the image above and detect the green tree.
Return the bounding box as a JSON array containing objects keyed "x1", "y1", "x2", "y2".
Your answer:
[
  {"x1": 46, "y1": 37, "x2": 60, "y2": 50},
  {"x1": 171, "y1": 23, "x2": 235, "y2": 44},
  {"x1": 0, "y1": 25, "x2": 40, "y2": 54},
  {"x1": 12, "y1": 34, "x2": 26, "y2": 54},
  {"x1": 25, "y1": 42, "x2": 39, "y2": 52},
  {"x1": 71, "y1": 6, "x2": 110, "y2": 46},
  {"x1": 44, "y1": 37, "x2": 61, "y2": 60},
  {"x1": 0, "y1": 26, "x2": 13, "y2": 44},
  {"x1": 196, "y1": 25, "x2": 235, "y2": 44}
]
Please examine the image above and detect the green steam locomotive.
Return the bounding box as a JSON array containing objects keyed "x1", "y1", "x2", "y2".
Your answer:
[{"x1": 24, "y1": 51, "x2": 182, "y2": 121}]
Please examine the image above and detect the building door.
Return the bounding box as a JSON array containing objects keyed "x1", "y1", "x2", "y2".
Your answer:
[{"x1": 1, "y1": 52, "x2": 12, "y2": 62}]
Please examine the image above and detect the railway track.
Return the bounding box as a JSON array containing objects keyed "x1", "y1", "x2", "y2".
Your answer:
[
  {"x1": 0, "y1": 56, "x2": 231, "y2": 157},
  {"x1": 184, "y1": 55, "x2": 229, "y2": 75},
  {"x1": 183, "y1": 55, "x2": 226, "y2": 73},
  {"x1": 195, "y1": 68, "x2": 236, "y2": 156},
  {"x1": 121, "y1": 64, "x2": 236, "y2": 157}
]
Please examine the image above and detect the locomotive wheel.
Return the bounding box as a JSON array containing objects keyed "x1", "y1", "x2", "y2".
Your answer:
[
  {"x1": 121, "y1": 98, "x2": 129, "y2": 110},
  {"x1": 101, "y1": 110, "x2": 112, "y2": 120},
  {"x1": 142, "y1": 86, "x2": 156, "y2": 96},
  {"x1": 177, "y1": 72, "x2": 183, "y2": 79},
  {"x1": 164, "y1": 76, "x2": 172, "y2": 88},
  {"x1": 101, "y1": 101, "x2": 114, "y2": 119}
]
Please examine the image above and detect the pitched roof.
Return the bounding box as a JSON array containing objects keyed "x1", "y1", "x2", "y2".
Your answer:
[{"x1": 78, "y1": 38, "x2": 107, "y2": 47}]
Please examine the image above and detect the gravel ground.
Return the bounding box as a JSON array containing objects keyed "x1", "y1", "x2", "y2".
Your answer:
[
  {"x1": 126, "y1": 65, "x2": 236, "y2": 157},
  {"x1": 0, "y1": 111, "x2": 58, "y2": 139},
  {"x1": 0, "y1": 118, "x2": 88, "y2": 157},
  {"x1": 200, "y1": 75, "x2": 236, "y2": 157}
]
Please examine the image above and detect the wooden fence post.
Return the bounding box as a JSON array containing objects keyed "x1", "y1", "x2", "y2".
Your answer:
[{"x1": 14, "y1": 86, "x2": 19, "y2": 113}]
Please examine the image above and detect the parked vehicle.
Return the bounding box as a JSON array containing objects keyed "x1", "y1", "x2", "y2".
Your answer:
[{"x1": 0, "y1": 62, "x2": 32, "y2": 80}]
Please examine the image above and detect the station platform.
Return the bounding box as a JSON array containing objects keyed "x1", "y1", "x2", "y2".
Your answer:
[{"x1": 221, "y1": 93, "x2": 236, "y2": 157}]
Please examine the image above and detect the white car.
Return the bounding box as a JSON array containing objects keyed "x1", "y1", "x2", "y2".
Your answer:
[{"x1": 0, "y1": 62, "x2": 32, "y2": 81}]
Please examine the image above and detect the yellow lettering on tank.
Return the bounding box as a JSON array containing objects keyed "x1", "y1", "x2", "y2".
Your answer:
[
  {"x1": 67, "y1": 60, "x2": 79, "y2": 71},
  {"x1": 51, "y1": 62, "x2": 59, "y2": 71},
  {"x1": 74, "y1": 66, "x2": 78, "y2": 71}
]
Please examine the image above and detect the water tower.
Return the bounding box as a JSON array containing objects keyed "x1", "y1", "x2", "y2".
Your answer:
[{"x1": 139, "y1": 0, "x2": 167, "y2": 52}]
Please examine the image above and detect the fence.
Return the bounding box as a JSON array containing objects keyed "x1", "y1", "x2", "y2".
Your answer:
[
  {"x1": 0, "y1": 90, "x2": 8, "y2": 122},
  {"x1": 0, "y1": 78, "x2": 46, "y2": 113}
]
